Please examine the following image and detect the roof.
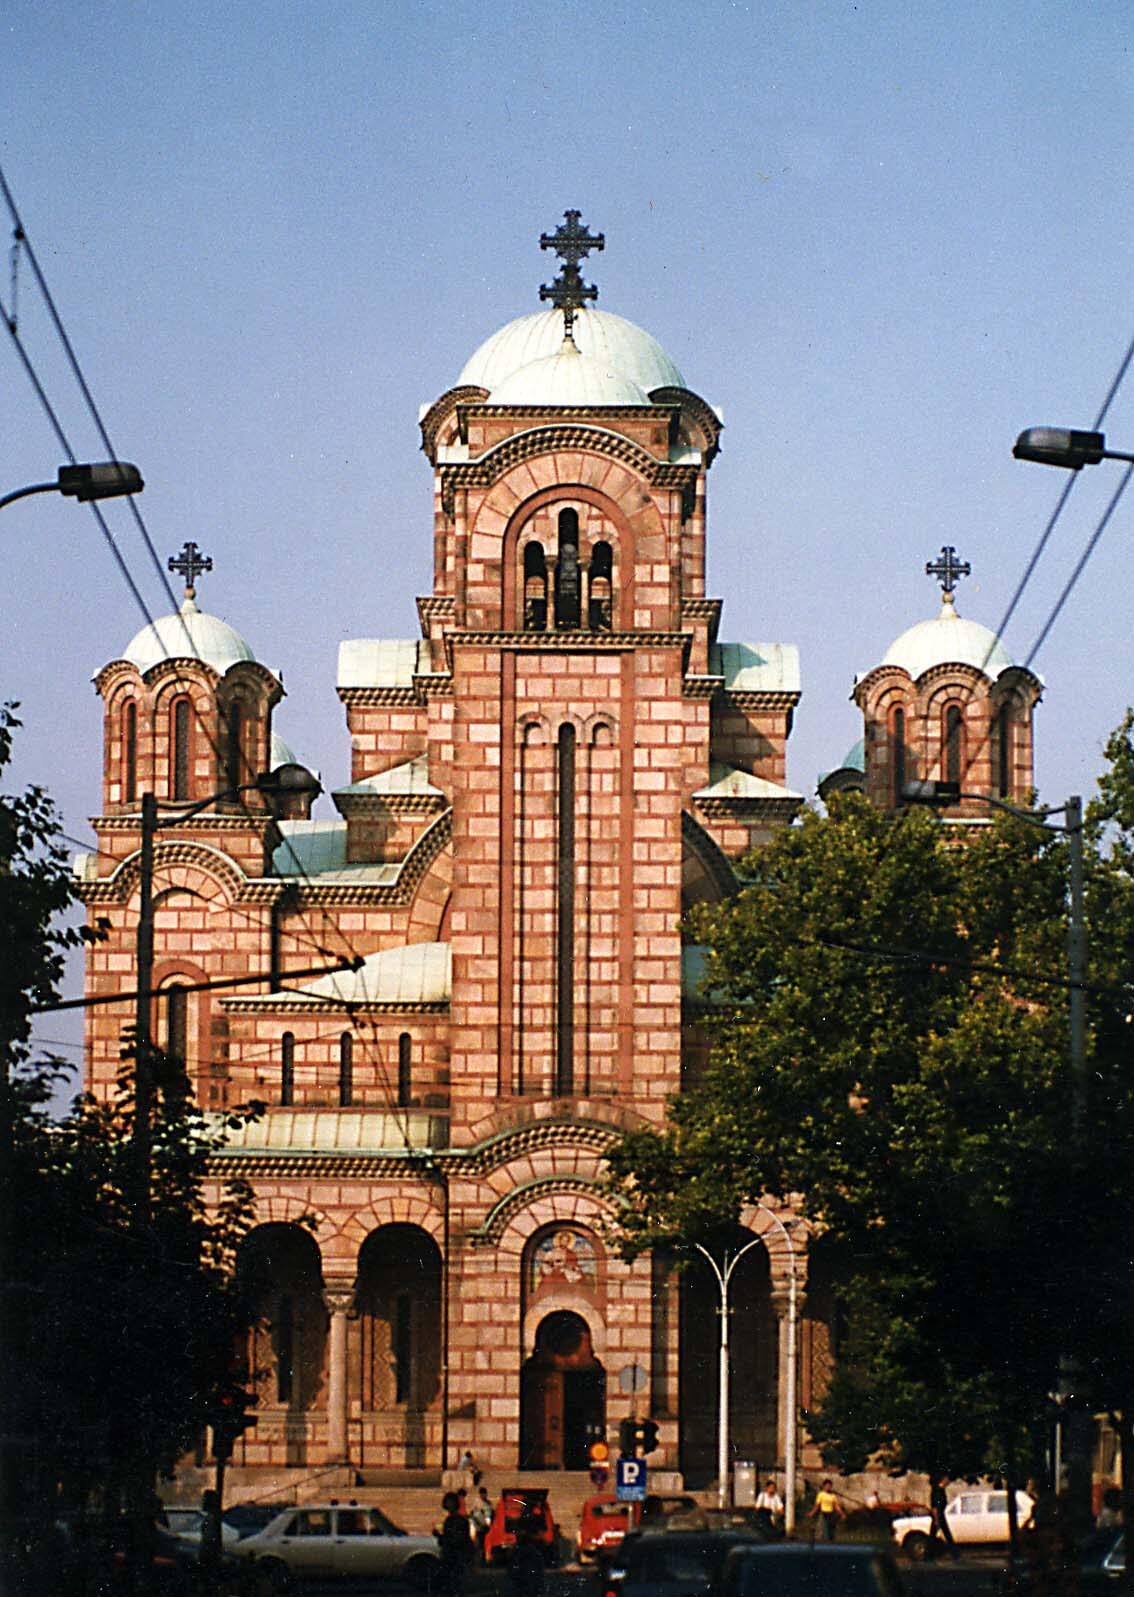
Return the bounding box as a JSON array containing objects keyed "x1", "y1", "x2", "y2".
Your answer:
[
  {"x1": 207, "y1": 1109, "x2": 448, "y2": 1154},
  {"x1": 457, "y1": 307, "x2": 684, "y2": 398},
  {"x1": 338, "y1": 638, "x2": 429, "y2": 690},
  {"x1": 694, "y1": 763, "x2": 803, "y2": 802},
  {"x1": 709, "y1": 641, "x2": 801, "y2": 694},
  {"x1": 121, "y1": 596, "x2": 256, "y2": 676},
  {"x1": 245, "y1": 942, "x2": 451, "y2": 1007},
  {"x1": 272, "y1": 819, "x2": 347, "y2": 876},
  {"x1": 877, "y1": 596, "x2": 1014, "y2": 681},
  {"x1": 490, "y1": 339, "x2": 651, "y2": 406},
  {"x1": 334, "y1": 754, "x2": 442, "y2": 799}
]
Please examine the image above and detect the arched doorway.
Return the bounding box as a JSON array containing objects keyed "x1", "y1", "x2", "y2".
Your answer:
[
  {"x1": 520, "y1": 1310, "x2": 605, "y2": 1470},
  {"x1": 355, "y1": 1224, "x2": 442, "y2": 1470},
  {"x1": 236, "y1": 1222, "x2": 327, "y2": 1467}
]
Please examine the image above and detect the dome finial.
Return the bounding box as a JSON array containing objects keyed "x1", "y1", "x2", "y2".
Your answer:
[
  {"x1": 168, "y1": 540, "x2": 213, "y2": 602},
  {"x1": 539, "y1": 209, "x2": 605, "y2": 341},
  {"x1": 925, "y1": 544, "x2": 971, "y2": 607}
]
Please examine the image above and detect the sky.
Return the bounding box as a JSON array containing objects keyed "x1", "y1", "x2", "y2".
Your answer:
[{"x1": 3, "y1": 0, "x2": 1133, "y2": 1093}]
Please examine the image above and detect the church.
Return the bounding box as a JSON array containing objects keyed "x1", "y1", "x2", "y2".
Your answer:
[{"x1": 78, "y1": 214, "x2": 1041, "y2": 1491}]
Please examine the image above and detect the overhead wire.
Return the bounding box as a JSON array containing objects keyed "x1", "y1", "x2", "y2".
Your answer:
[{"x1": 0, "y1": 172, "x2": 424, "y2": 1149}]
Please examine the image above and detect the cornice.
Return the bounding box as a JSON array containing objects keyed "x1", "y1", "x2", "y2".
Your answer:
[
  {"x1": 337, "y1": 685, "x2": 423, "y2": 708},
  {"x1": 442, "y1": 629, "x2": 692, "y2": 671},
  {"x1": 94, "y1": 812, "x2": 271, "y2": 834},
  {"x1": 682, "y1": 676, "x2": 723, "y2": 700},
  {"x1": 725, "y1": 690, "x2": 802, "y2": 712},
  {"x1": 285, "y1": 808, "x2": 453, "y2": 908},
  {"x1": 453, "y1": 1115, "x2": 624, "y2": 1177},
  {"x1": 332, "y1": 792, "x2": 447, "y2": 818},
  {"x1": 222, "y1": 995, "x2": 449, "y2": 1015},
  {"x1": 694, "y1": 796, "x2": 803, "y2": 821},
  {"x1": 680, "y1": 598, "x2": 722, "y2": 641},
  {"x1": 469, "y1": 1175, "x2": 608, "y2": 1246},
  {"x1": 419, "y1": 385, "x2": 490, "y2": 460},
  {"x1": 417, "y1": 595, "x2": 456, "y2": 626}
]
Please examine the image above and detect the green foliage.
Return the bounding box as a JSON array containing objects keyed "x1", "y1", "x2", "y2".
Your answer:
[
  {"x1": 605, "y1": 780, "x2": 1134, "y2": 1477},
  {"x1": 0, "y1": 703, "x2": 263, "y2": 1523}
]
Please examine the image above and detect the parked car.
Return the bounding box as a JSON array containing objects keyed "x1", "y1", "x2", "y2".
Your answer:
[
  {"x1": 602, "y1": 1529, "x2": 765, "y2": 1597},
  {"x1": 578, "y1": 1494, "x2": 638, "y2": 1562},
  {"x1": 234, "y1": 1502, "x2": 441, "y2": 1588},
  {"x1": 484, "y1": 1487, "x2": 558, "y2": 1566},
  {"x1": 164, "y1": 1507, "x2": 241, "y2": 1550},
  {"x1": 639, "y1": 1495, "x2": 704, "y2": 1530},
  {"x1": 718, "y1": 1541, "x2": 906, "y2": 1597},
  {"x1": 891, "y1": 1488, "x2": 1034, "y2": 1559},
  {"x1": 998, "y1": 1524, "x2": 1126, "y2": 1597},
  {"x1": 223, "y1": 1503, "x2": 286, "y2": 1540}
]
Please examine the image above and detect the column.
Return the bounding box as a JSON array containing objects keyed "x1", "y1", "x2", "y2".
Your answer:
[{"x1": 324, "y1": 1279, "x2": 355, "y2": 1464}]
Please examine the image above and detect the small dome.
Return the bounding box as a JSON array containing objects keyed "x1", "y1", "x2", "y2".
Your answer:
[
  {"x1": 880, "y1": 597, "x2": 1014, "y2": 681},
  {"x1": 459, "y1": 307, "x2": 683, "y2": 396},
  {"x1": 490, "y1": 340, "x2": 650, "y2": 407},
  {"x1": 122, "y1": 596, "x2": 256, "y2": 676}
]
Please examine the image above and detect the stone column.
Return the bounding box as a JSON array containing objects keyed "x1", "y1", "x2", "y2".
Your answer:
[{"x1": 324, "y1": 1280, "x2": 355, "y2": 1464}]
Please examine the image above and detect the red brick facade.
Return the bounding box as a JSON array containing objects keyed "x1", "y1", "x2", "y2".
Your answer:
[{"x1": 80, "y1": 298, "x2": 813, "y2": 1487}]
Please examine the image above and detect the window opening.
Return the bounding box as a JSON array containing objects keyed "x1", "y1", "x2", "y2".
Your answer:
[
  {"x1": 555, "y1": 509, "x2": 580, "y2": 629},
  {"x1": 281, "y1": 1032, "x2": 295, "y2": 1106},
  {"x1": 393, "y1": 1292, "x2": 413, "y2": 1404},
  {"x1": 997, "y1": 704, "x2": 1011, "y2": 798},
  {"x1": 556, "y1": 723, "x2": 576, "y2": 1095},
  {"x1": 123, "y1": 701, "x2": 137, "y2": 804},
  {"x1": 339, "y1": 1032, "x2": 354, "y2": 1107},
  {"x1": 892, "y1": 707, "x2": 906, "y2": 807},
  {"x1": 224, "y1": 701, "x2": 244, "y2": 792},
  {"x1": 397, "y1": 1032, "x2": 411, "y2": 1107},
  {"x1": 165, "y1": 984, "x2": 187, "y2": 1069},
  {"x1": 523, "y1": 541, "x2": 548, "y2": 631},
  {"x1": 172, "y1": 697, "x2": 191, "y2": 800},
  {"x1": 588, "y1": 540, "x2": 613, "y2": 630},
  {"x1": 945, "y1": 704, "x2": 964, "y2": 787}
]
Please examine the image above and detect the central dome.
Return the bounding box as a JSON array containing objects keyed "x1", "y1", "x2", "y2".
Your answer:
[{"x1": 458, "y1": 307, "x2": 684, "y2": 401}]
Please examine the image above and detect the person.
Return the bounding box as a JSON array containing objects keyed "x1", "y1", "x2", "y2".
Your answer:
[
  {"x1": 754, "y1": 1479, "x2": 784, "y2": 1535},
  {"x1": 507, "y1": 1514, "x2": 545, "y2": 1597},
  {"x1": 808, "y1": 1479, "x2": 844, "y2": 1542},
  {"x1": 437, "y1": 1491, "x2": 471, "y2": 1597},
  {"x1": 458, "y1": 1449, "x2": 479, "y2": 1489},
  {"x1": 929, "y1": 1475, "x2": 958, "y2": 1558},
  {"x1": 470, "y1": 1487, "x2": 494, "y2": 1558}
]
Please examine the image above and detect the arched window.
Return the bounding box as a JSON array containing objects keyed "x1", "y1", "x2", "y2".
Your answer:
[
  {"x1": 588, "y1": 540, "x2": 613, "y2": 631},
  {"x1": 523, "y1": 542, "x2": 548, "y2": 631},
  {"x1": 224, "y1": 700, "x2": 244, "y2": 792},
  {"x1": 123, "y1": 701, "x2": 138, "y2": 804},
  {"x1": 891, "y1": 706, "x2": 906, "y2": 807},
  {"x1": 339, "y1": 1032, "x2": 354, "y2": 1107},
  {"x1": 397, "y1": 1032, "x2": 411, "y2": 1108},
  {"x1": 171, "y1": 696, "x2": 192, "y2": 801},
  {"x1": 555, "y1": 509, "x2": 580, "y2": 629},
  {"x1": 164, "y1": 984, "x2": 188, "y2": 1069},
  {"x1": 997, "y1": 703, "x2": 1012, "y2": 798},
  {"x1": 944, "y1": 704, "x2": 964, "y2": 787},
  {"x1": 280, "y1": 1032, "x2": 295, "y2": 1106}
]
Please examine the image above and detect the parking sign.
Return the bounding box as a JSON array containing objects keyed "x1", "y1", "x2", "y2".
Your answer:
[{"x1": 615, "y1": 1456, "x2": 647, "y2": 1501}]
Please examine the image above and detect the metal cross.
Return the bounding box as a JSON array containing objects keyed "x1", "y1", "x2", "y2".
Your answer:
[
  {"x1": 168, "y1": 540, "x2": 213, "y2": 599},
  {"x1": 539, "y1": 210, "x2": 604, "y2": 340},
  {"x1": 926, "y1": 545, "x2": 971, "y2": 597}
]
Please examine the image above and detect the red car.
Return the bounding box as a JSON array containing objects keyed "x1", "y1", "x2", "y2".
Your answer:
[
  {"x1": 577, "y1": 1494, "x2": 638, "y2": 1562},
  {"x1": 483, "y1": 1487, "x2": 558, "y2": 1566}
]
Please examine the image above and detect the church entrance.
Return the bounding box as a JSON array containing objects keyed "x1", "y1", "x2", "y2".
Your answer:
[{"x1": 520, "y1": 1311, "x2": 605, "y2": 1470}]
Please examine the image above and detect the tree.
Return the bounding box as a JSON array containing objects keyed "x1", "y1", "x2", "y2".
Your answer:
[
  {"x1": 0, "y1": 704, "x2": 263, "y2": 1587},
  {"x1": 605, "y1": 789, "x2": 1088, "y2": 1490}
]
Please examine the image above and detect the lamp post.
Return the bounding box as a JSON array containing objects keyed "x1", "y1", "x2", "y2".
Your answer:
[
  {"x1": 0, "y1": 461, "x2": 143, "y2": 510},
  {"x1": 694, "y1": 1207, "x2": 800, "y2": 1526},
  {"x1": 130, "y1": 764, "x2": 321, "y2": 1222},
  {"x1": 1012, "y1": 428, "x2": 1134, "y2": 471}
]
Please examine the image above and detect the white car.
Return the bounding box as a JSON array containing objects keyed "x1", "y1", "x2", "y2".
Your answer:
[
  {"x1": 891, "y1": 1489, "x2": 1033, "y2": 1558},
  {"x1": 236, "y1": 1502, "x2": 442, "y2": 1587}
]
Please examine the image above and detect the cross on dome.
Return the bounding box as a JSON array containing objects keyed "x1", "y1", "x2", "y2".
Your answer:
[
  {"x1": 539, "y1": 209, "x2": 604, "y2": 342},
  {"x1": 169, "y1": 540, "x2": 213, "y2": 600},
  {"x1": 926, "y1": 545, "x2": 971, "y2": 601}
]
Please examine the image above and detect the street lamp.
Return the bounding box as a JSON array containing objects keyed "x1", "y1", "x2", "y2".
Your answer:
[
  {"x1": 0, "y1": 461, "x2": 144, "y2": 510},
  {"x1": 694, "y1": 1205, "x2": 800, "y2": 1529},
  {"x1": 131, "y1": 764, "x2": 322, "y2": 1220}
]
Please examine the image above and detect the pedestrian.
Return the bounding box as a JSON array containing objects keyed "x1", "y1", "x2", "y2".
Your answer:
[
  {"x1": 754, "y1": 1479, "x2": 784, "y2": 1535},
  {"x1": 507, "y1": 1515, "x2": 545, "y2": 1597},
  {"x1": 929, "y1": 1475, "x2": 958, "y2": 1559},
  {"x1": 470, "y1": 1486, "x2": 494, "y2": 1559},
  {"x1": 458, "y1": 1448, "x2": 478, "y2": 1490},
  {"x1": 437, "y1": 1491, "x2": 472, "y2": 1597},
  {"x1": 808, "y1": 1479, "x2": 844, "y2": 1543}
]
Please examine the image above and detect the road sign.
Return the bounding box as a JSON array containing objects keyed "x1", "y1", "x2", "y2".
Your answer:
[{"x1": 615, "y1": 1456, "x2": 647, "y2": 1502}]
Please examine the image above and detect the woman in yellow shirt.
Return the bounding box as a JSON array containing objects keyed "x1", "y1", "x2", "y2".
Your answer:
[{"x1": 808, "y1": 1480, "x2": 845, "y2": 1542}]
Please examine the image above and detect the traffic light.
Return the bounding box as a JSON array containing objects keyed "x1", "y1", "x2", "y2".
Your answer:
[
  {"x1": 618, "y1": 1417, "x2": 637, "y2": 1455},
  {"x1": 639, "y1": 1419, "x2": 659, "y2": 1454},
  {"x1": 210, "y1": 1382, "x2": 258, "y2": 1461}
]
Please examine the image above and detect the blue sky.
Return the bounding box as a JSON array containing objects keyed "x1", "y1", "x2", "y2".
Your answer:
[{"x1": 4, "y1": 0, "x2": 1133, "y2": 1086}]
